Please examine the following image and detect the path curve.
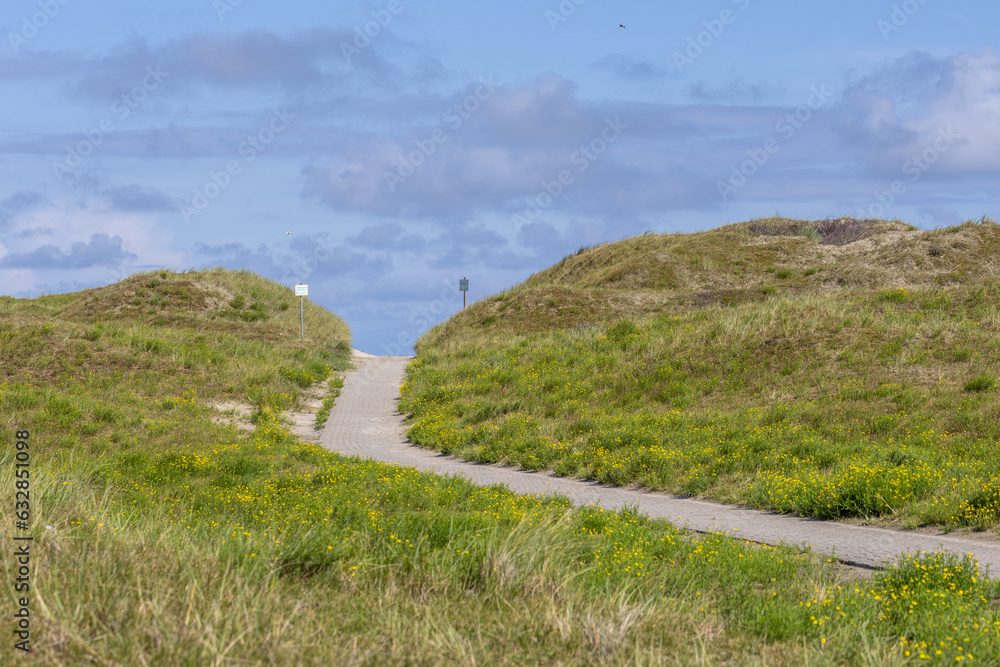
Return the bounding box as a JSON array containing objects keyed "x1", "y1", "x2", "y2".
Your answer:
[{"x1": 319, "y1": 355, "x2": 1000, "y2": 578}]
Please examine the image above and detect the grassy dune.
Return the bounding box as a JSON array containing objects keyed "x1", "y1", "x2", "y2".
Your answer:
[
  {"x1": 2, "y1": 263, "x2": 999, "y2": 664},
  {"x1": 397, "y1": 217, "x2": 1000, "y2": 660},
  {"x1": 402, "y1": 218, "x2": 1000, "y2": 531}
]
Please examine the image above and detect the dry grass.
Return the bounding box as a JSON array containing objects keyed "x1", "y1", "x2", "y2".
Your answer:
[
  {"x1": 408, "y1": 216, "x2": 1000, "y2": 532},
  {"x1": 424, "y1": 217, "x2": 1000, "y2": 344},
  {"x1": 7, "y1": 267, "x2": 351, "y2": 345},
  {"x1": 746, "y1": 216, "x2": 887, "y2": 245},
  {"x1": 0, "y1": 268, "x2": 351, "y2": 389},
  {"x1": 6, "y1": 257, "x2": 1000, "y2": 663}
]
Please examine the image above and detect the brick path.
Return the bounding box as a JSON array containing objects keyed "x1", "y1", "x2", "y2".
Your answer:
[{"x1": 319, "y1": 355, "x2": 1000, "y2": 578}]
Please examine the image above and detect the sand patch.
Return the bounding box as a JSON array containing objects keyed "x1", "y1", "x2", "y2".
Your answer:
[
  {"x1": 210, "y1": 376, "x2": 332, "y2": 442},
  {"x1": 210, "y1": 401, "x2": 254, "y2": 432}
]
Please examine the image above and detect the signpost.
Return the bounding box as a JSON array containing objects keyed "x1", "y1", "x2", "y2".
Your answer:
[
  {"x1": 294, "y1": 284, "x2": 308, "y2": 340},
  {"x1": 459, "y1": 277, "x2": 469, "y2": 309}
]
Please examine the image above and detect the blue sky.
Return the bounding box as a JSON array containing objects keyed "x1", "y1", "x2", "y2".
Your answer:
[{"x1": 1, "y1": 0, "x2": 998, "y2": 354}]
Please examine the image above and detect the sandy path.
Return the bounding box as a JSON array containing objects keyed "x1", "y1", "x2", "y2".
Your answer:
[{"x1": 319, "y1": 355, "x2": 1000, "y2": 578}]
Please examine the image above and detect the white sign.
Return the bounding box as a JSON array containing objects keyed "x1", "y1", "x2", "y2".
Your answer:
[{"x1": 294, "y1": 284, "x2": 308, "y2": 297}]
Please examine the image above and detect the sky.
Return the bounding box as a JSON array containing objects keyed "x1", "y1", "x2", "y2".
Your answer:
[{"x1": 1, "y1": 0, "x2": 998, "y2": 354}]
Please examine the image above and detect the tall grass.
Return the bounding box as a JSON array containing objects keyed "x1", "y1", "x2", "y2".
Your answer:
[
  {"x1": 4, "y1": 261, "x2": 1000, "y2": 663},
  {"x1": 402, "y1": 282, "x2": 1000, "y2": 531},
  {"x1": 6, "y1": 443, "x2": 1000, "y2": 664}
]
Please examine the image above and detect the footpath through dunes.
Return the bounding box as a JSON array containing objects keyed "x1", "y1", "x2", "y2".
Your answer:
[{"x1": 320, "y1": 354, "x2": 1000, "y2": 579}]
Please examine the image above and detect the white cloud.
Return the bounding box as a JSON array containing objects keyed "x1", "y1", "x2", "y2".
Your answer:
[
  {"x1": 0, "y1": 267, "x2": 37, "y2": 296},
  {"x1": 840, "y1": 48, "x2": 1000, "y2": 174},
  {"x1": 11, "y1": 202, "x2": 181, "y2": 268},
  {"x1": 909, "y1": 49, "x2": 1000, "y2": 171},
  {"x1": 0, "y1": 201, "x2": 185, "y2": 301}
]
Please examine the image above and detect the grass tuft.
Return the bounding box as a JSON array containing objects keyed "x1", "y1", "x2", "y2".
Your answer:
[{"x1": 965, "y1": 375, "x2": 995, "y2": 393}]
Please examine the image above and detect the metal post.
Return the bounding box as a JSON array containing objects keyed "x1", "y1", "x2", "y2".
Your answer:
[
  {"x1": 300, "y1": 296, "x2": 304, "y2": 340},
  {"x1": 463, "y1": 291, "x2": 466, "y2": 309}
]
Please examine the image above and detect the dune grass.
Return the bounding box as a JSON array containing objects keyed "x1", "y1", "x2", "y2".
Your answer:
[
  {"x1": 313, "y1": 374, "x2": 345, "y2": 430},
  {"x1": 401, "y1": 218, "x2": 1000, "y2": 533},
  {"x1": 3, "y1": 262, "x2": 1000, "y2": 663},
  {"x1": 12, "y1": 437, "x2": 1000, "y2": 665},
  {"x1": 400, "y1": 284, "x2": 1000, "y2": 532}
]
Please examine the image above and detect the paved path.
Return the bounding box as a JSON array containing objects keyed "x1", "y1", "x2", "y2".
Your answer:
[{"x1": 320, "y1": 355, "x2": 1000, "y2": 579}]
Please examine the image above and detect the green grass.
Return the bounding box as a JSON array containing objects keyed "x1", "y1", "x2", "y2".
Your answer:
[
  {"x1": 401, "y1": 285, "x2": 1000, "y2": 532},
  {"x1": 313, "y1": 375, "x2": 344, "y2": 430},
  {"x1": 13, "y1": 440, "x2": 1000, "y2": 665},
  {"x1": 402, "y1": 219, "x2": 1000, "y2": 534},
  {"x1": 4, "y1": 257, "x2": 1000, "y2": 663},
  {"x1": 965, "y1": 374, "x2": 995, "y2": 393},
  {"x1": 8, "y1": 414, "x2": 1000, "y2": 664}
]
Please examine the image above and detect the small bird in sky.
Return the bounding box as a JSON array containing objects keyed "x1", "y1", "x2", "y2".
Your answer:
[
  {"x1": 619, "y1": 24, "x2": 626, "y2": 29},
  {"x1": 285, "y1": 231, "x2": 293, "y2": 235}
]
